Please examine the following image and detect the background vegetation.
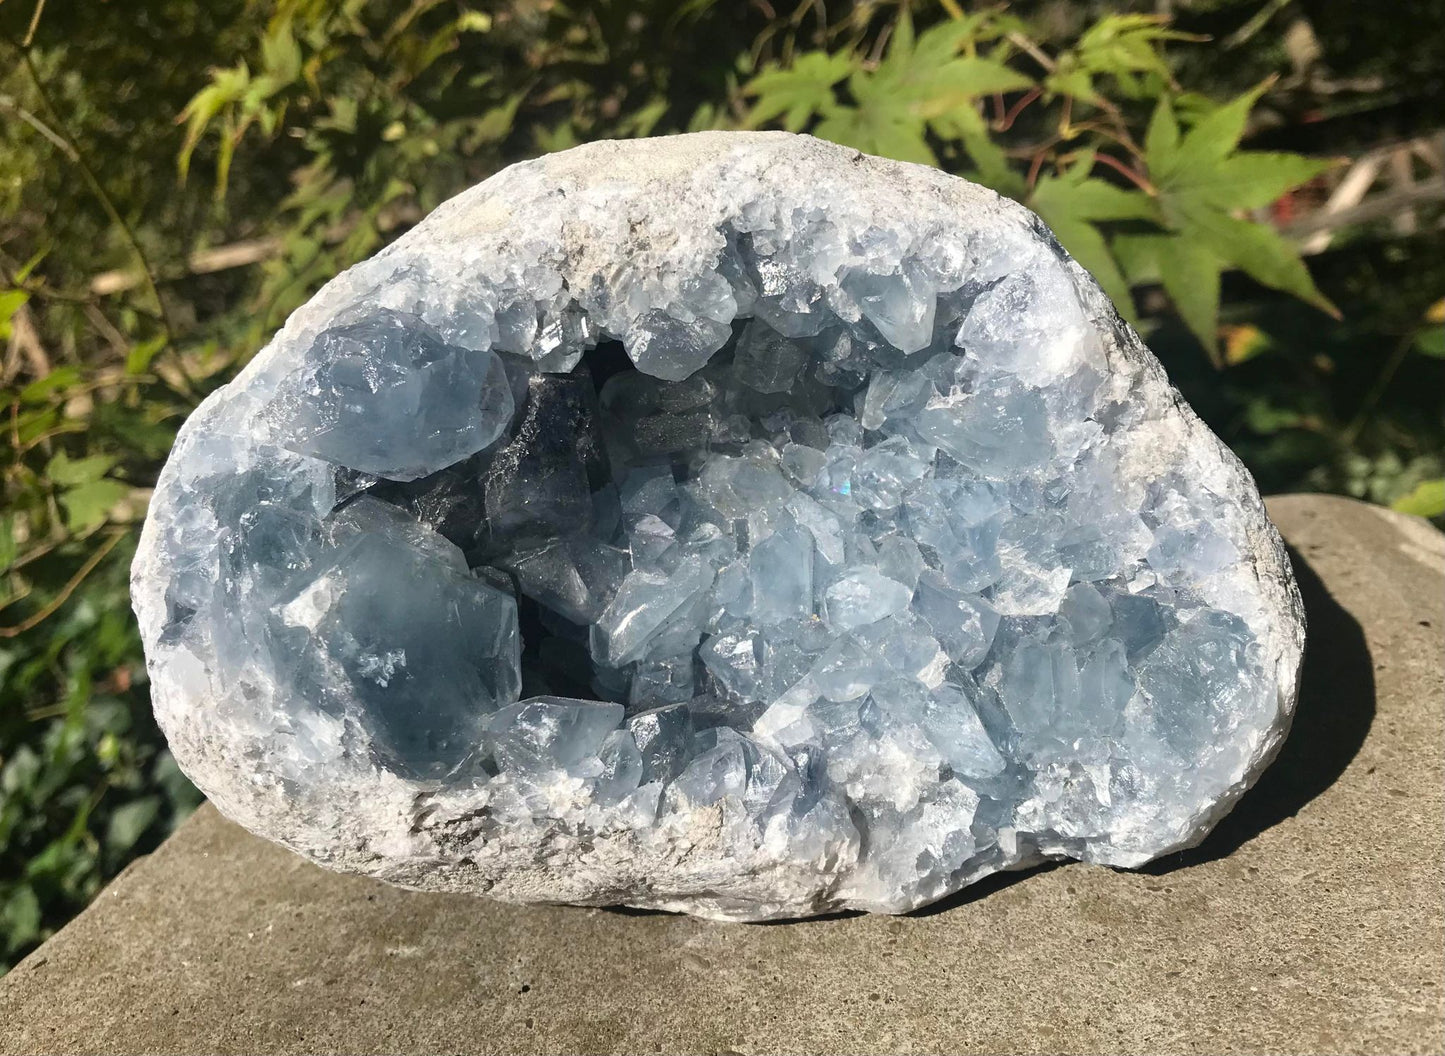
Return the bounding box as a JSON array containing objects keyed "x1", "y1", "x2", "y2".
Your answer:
[{"x1": 1, "y1": 0, "x2": 1441, "y2": 972}]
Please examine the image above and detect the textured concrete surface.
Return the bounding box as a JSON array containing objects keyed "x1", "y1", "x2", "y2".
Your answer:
[{"x1": 2, "y1": 494, "x2": 1441, "y2": 1055}]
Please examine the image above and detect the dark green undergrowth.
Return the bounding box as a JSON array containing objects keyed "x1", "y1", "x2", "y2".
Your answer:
[{"x1": 1, "y1": 0, "x2": 1441, "y2": 972}]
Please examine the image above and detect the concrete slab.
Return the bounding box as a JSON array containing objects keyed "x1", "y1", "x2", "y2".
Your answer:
[{"x1": 2, "y1": 494, "x2": 1441, "y2": 1055}]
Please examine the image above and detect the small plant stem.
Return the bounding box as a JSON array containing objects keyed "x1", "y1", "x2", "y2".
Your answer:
[
  {"x1": 1025, "y1": 150, "x2": 1047, "y2": 191},
  {"x1": 15, "y1": 49, "x2": 198, "y2": 398},
  {"x1": 1005, "y1": 30, "x2": 1055, "y2": 72},
  {"x1": 1090, "y1": 151, "x2": 1158, "y2": 194},
  {"x1": 1340, "y1": 330, "x2": 1417, "y2": 448},
  {"x1": 997, "y1": 87, "x2": 1042, "y2": 132},
  {"x1": 0, "y1": 529, "x2": 125, "y2": 638},
  {"x1": 22, "y1": 0, "x2": 47, "y2": 47}
]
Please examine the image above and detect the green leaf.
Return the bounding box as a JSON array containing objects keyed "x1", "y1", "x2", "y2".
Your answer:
[
  {"x1": 765, "y1": 10, "x2": 1029, "y2": 164},
  {"x1": 125, "y1": 336, "x2": 168, "y2": 375},
  {"x1": 58, "y1": 480, "x2": 130, "y2": 532},
  {"x1": 814, "y1": 68, "x2": 937, "y2": 166},
  {"x1": 744, "y1": 52, "x2": 854, "y2": 131},
  {"x1": 1114, "y1": 233, "x2": 1223, "y2": 351},
  {"x1": 1045, "y1": 65, "x2": 1098, "y2": 104},
  {"x1": 1158, "y1": 82, "x2": 1271, "y2": 178},
  {"x1": 1414, "y1": 325, "x2": 1445, "y2": 358},
  {"x1": 920, "y1": 57, "x2": 1033, "y2": 105},
  {"x1": 1143, "y1": 84, "x2": 1339, "y2": 342},
  {"x1": 46, "y1": 452, "x2": 119, "y2": 487},
  {"x1": 1144, "y1": 97, "x2": 1180, "y2": 172},
  {"x1": 960, "y1": 129, "x2": 1025, "y2": 197},
  {"x1": 1035, "y1": 167, "x2": 1158, "y2": 221},
  {"x1": 1392, "y1": 479, "x2": 1445, "y2": 518},
  {"x1": 0, "y1": 289, "x2": 30, "y2": 340},
  {"x1": 18, "y1": 366, "x2": 81, "y2": 405},
  {"x1": 911, "y1": 14, "x2": 998, "y2": 65},
  {"x1": 1155, "y1": 235, "x2": 1223, "y2": 354},
  {"x1": 176, "y1": 64, "x2": 251, "y2": 182},
  {"x1": 1074, "y1": 14, "x2": 1200, "y2": 80},
  {"x1": 106, "y1": 797, "x2": 161, "y2": 855},
  {"x1": 1181, "y1": 204, "x2": 1339, "y2": 317},
  {"x1": 890, "y1": 6, "x2": 917, "y2": 58},
  {"x1": 1165, "y1": 151, "x2": 1334, "y2": 211},
  {"x1": 1, "y1": 886, "x2": 42, "y2": 953},
  {"x1": 0, "y1": 514, "x2": 16, "y2": 573},
  {"x1": 1245, "y1": 398, "x2": 1308, "y2": 434},
  {"x1": 259, "y1": 19, "x2": 302, "y2": 82}
]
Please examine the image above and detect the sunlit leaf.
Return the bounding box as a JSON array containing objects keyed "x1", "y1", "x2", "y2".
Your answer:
[
  {"x1": 0, "y1": 514, "x2": 17, "y2": 574},
  {"x1": 58, "y1": 481, "x2": 131, "y2": 533},
  {"x1": 1180, "y1": 203, "x2": 1338, "y2": 318},
  {"x1": 1075, "y1": 13, "x2": 1200, "y2": 79},
  {"x1": 19, "y1": 366, "x2": 83, "y2": 405},
  {"x1": 1142, "y1": 83, "x2": 1339, "y2": 348},
  {"x1": 1391, "y1": 478, "x2": 1445, "y2": 518},
  {"x1": 125, "y1": 336, "x2": 168, "y2": 376},
  {"x1": 744, "y1": 52, "x2": 853, "y2": 131},
  {"x1": 105, "y1": 797, "x2": 161, "y2": 854},
  {"x1": 1221, "y1": 323, "x2": 1273, "y2": 366},
  {"x1": 0, "y1": 290, "x2": 30, "y2": 340},
  {"x1": 1414, "y1": 325, "x2": 1445, "y2": 359},
  {"x1": 1157, "y1": 82, "x2": 1271, "y2": 178},
  {"x1": 1165, "y1": 151, "x2": 1335, "y2": 211},
  {"x1": 1114, "y1": 232, "x2": 1223, "y2": 353},
  {"x1": 1144, "y1": 96, "x2": 1180, "y2": 171},
  {"x1": 46, "y1": 452, "x2": 118, "y2": 487}
]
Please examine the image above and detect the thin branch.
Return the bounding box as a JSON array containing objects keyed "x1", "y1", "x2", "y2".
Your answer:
[
  {"x1": 1005, "y1": 30, "x2": 1055, "y2": 73},
  {"x1": 1090, "y1": 151, "x2": 1158, "y2": 194},
  {"x1": 1025, "y1": 149, "x2": 1046, "y2": 192},
  {"x1": 996, "y1": 86, "x2": 1042, "y2": 132},
  {"x1": 1339, "y1": 330, "x2": 1417, "y2": 449},
  {"x1": 22, "y1": 0, "x2": 47, "y2": 48},
  {"x1": 14, "y1": 48, "x2": 197, "y2": 397},
  {"x1": 1286, "y1": 177, "x2": 1445, "y2": 242},
  {"x1": 0, "y1": 529, "x2": 125, "y2": 638},
  {"x1": 0, "y1": 92, "x2": 76, "y2": 159},
  {"x1": 1223, "y1": 0, "x2": 1290, "y2": 49},
  {"x1": 3, "y1": 519, "x2": 108, "y2": 573}
]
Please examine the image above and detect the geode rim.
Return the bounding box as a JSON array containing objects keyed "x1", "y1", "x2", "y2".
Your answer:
[{"x1": 132, "y1": 131, "x2": 1305, "y2": 921}]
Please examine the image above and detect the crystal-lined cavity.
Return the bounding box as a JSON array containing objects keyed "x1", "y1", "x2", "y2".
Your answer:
[{"x1": 133, "y1": 133, "x2": 1303, "y2": 921}]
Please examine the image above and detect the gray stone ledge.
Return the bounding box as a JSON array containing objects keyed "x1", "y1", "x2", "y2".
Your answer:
[{"x1": 3, "y1": 493, "x2": 1442, "y2": 1056}]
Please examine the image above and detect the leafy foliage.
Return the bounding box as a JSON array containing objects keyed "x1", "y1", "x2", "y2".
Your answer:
[
  {"x1": 0, "y1": 0, "x2": 1440, "y2": 972},
  {"x1": 742, "y1": 10, "x2": 1340, "y2": 354}
]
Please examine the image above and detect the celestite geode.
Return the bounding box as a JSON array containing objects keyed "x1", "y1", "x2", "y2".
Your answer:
[{"x1": 132, "y1": 132, "x2": 1305, "y2": 920}]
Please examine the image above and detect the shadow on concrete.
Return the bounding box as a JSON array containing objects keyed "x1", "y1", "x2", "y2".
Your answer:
[
  {"x1": 910, "y1": 860, "x2": 1062, "y2": 918},
  {"x1": 1144, "y1": 544, "x2": 1376, "y2": 873}
]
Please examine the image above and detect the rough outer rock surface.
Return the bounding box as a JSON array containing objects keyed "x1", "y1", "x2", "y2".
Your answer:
[{"x1": 130, "y1": 131, "x2": 1305, "y2": 920}]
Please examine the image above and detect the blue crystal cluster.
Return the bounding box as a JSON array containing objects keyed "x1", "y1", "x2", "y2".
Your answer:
[{"x1": 135, "y1": 136, "x2": 1297, "y2": 917}]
